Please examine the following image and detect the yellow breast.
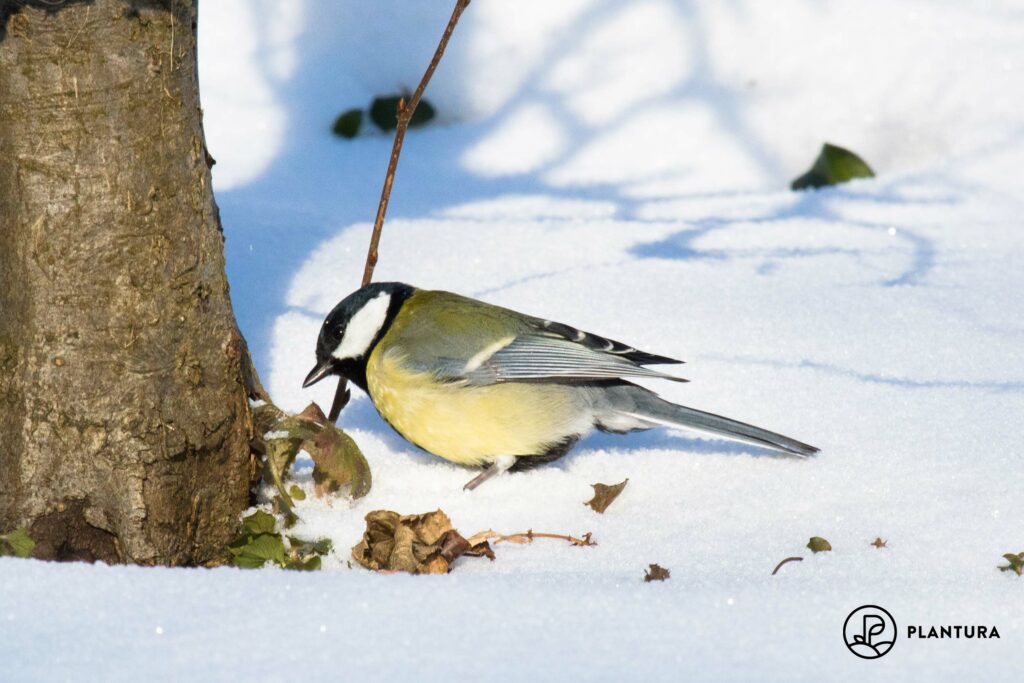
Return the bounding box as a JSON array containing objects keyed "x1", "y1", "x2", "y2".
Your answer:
[{"x1": 366, "y1": 347, "x2": 586, "y2": 466}]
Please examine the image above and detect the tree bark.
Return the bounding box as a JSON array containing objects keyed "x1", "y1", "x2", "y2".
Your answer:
[{"x1": 0, "y1": 0, "x2": 258, "y2": 565}]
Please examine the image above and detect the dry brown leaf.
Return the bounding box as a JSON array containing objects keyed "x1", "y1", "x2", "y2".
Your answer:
[
  {"x1": 644, "y1": 563, "x2": 671, "y2": 582},
  {"x1": 351, "y1": 509, "x2": 487, "y2": 574},
  {"x1": 584, "y1": 478, "x2": 629, "y2": 514},
  {"x1": 871, "y1": 537, "x2": 888, "y2": 549},
  {"x1": 437, "y1": 529, "x2": 470, "y2": 563},
  {"x1": 464, "y1": 540, "x2": 496, "y2": 560},
  {"x1": 352, "y1": 512, "x2": 591, "y2": 574}
]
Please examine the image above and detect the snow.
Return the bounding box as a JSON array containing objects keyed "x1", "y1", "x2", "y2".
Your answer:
[{"x1": 5, "y1": 0, "x2": 1024, "y2": 680}]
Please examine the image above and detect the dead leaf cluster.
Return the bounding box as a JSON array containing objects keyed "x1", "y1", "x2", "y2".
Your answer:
[
  {"x1": 351, "y1": 510, "x2": 494, "y2": 574},
  {"x1": 351, "y1": 510, "x2": 603, "y2": 574}
]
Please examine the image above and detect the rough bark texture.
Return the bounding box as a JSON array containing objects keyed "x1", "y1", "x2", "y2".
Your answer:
[{"x1": 0, "y1": 0, "x2": 259, "y2": 565}]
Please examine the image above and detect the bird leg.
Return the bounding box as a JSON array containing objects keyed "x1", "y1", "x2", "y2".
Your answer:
[{"x1": 463, "y1": 455, "x2": 517, "y2": 491}]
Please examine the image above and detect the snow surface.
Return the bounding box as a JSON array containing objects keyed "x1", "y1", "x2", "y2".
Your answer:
[{"x1": 4, "y1": 0, "x2": 1024, "y2": 681}]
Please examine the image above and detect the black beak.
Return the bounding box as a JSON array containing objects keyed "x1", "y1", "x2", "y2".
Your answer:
[{"x1": 302, "y1": 359, "x2": 334, "y2": 388}]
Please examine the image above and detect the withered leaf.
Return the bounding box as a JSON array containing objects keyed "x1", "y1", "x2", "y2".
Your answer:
[
  {"x1": 390, "y1": 524, "x2": 419, "y2": 573},
  {"x1": 464, "y1": 540, "x2": 496, "y2": 561},
  {"x1": 807, "y1": 536, "x2": 832, "y2": 553},
  {"x1": 352, "y1": 509, "x2": 486, "y2": 575},
  {"x1": 584, "y1": 478, "x2": 628, "y2": 514},
  {"x1": 411, "y1": 509, "x2": 456, "y2": 546},
  {"x1": 301, "y1": 406, "x2": 372, "y2": 500},
  {"x1": 255, "y1": 402, "x2": 371, "y2": 505},
  {"x1": 871, "y1": 537, "x2": 888, "y2": 549},
  {"x1": 791, "y1": 142, "x2": 875, "y2": 190},
  {"x1": 999, "y1": 551, "x2": 1024, "y2": 576},
  {"x1": 644, "y1": 563, "x2": 671, "y2": 582},
  {"x1": 437, "y1": 529, "x2": 470, "y2": 563}
]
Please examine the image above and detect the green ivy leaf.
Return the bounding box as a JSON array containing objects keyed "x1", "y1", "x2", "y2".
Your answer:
[
  {"x1": 244, "y1": 534, "x2": 287, "y2": 563},
  {"x1": 229, "y1": 533, "x2": 287, "y2": 568},
  {"x1": 285, "y1": 555, "x2": 322, "y2": 571},
  {"x1": 332, "y1": 109, "x2": 363, "y2": 138},
  {"x1": 791, "y1": 143, "x2": 875, "y2": 190},
  {"x1": 289, "y1": 485, "x2": 306, "y2": 501},
  {"x1": 232, "y1": 554, "x2": 269, "y2": 569},
  {"x1": 0, "y1": 528, "x2": 35, "y2": 558},
  {"x1": 241, "y1": 509, "x2": 277, "y2": 537},
  {"x1": 289, "y1": 536, "x2": 333, "y2": 557},
  {"x1": 230, "y1": 510, "x2": 332, "y2": 571}
]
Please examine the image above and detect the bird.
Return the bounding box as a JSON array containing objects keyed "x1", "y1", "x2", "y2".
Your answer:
[{"x1": 302, "y1": 282, "x2": 818, "y2": 490}]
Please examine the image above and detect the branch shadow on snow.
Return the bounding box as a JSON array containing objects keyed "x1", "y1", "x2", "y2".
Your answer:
[
  {"x1": 704, "y1": 354, "x2": 1024, "y2": 395},
  {"x1": 210, "y1": 1, "x2": 1018, "y2": 467},
  {"x1": 213, "y1": 0, "x2": 792, "y2": 368},
  {"x1": 630, "y1": 176, "x2": 950, "y2": 289}
]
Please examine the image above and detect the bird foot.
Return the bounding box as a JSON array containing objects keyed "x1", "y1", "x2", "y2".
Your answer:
[{"x1": 463, "y1": 455, "x2": 516, "y2": 491}]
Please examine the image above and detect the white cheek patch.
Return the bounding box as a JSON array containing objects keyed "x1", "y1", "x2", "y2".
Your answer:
[{"x1": 332, "y1": 292, "x2": 391, "y2": 360}]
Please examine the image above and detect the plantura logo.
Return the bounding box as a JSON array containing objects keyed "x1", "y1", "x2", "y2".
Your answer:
[
  {"x1": 843, "y1": 605, "x2": 897, "y2": 659},
  {"x1": 908, "y1": 624, "x2": 1000, "y2": 639},
  {"x1": 843, "y1": 605, "x2": 1002, "y2": 659}
]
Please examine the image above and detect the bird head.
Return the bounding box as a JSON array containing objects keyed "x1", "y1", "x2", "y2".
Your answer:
[{"x1": 302, "y1": 282, "x2": 415, "y2": 390}]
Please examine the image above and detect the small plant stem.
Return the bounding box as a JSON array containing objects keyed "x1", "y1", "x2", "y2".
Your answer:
[
  {"x1": 469, "y1": 529, "x2": 596, "y2": 547},
  {"x1": 771, "y1": 556, "x2": 804, "y2": 576}
]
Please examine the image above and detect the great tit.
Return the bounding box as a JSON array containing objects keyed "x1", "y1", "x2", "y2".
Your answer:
[{"x1": 303, "y1": 282, "x2": 818, "y2": 490}]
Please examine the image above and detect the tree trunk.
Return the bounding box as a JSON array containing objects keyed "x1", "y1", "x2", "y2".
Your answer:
[{"x1": 0, "y1": 0, "x2": 259, "y2": 565}]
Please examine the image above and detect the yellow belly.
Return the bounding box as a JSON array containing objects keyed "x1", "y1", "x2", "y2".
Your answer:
[{"x1": 366, "y1": 348, "x2": 585, "y2": 466}]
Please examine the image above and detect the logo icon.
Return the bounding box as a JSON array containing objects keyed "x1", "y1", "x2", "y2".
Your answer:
[{"x1": 843, "y1": 605, "x2": 897, "y2": 659}]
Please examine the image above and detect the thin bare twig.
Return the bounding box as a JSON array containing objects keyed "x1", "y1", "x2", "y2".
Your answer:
[
  {"x1": 771, "y1": 556, "x2": 804, "y2": 576},
  {"x1": 467, "y1": 529, "x2": 597, "y2": 547},
  {"x1": 361, "y1": 0, "x2": 471, "y2": 287},
  {"x1": 328, "y1": 0, "x2": 471, "y2": 423}
]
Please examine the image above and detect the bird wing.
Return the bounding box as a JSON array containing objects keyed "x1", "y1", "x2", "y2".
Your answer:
[
  {"x1": 385, "y1": 289, "x2": 686, "y2": 385},
  {"x1": 385, "y1": 288, "x2": 688, "y2": 385},
  {"x1": 459, "y1": 333, "x2": 688, "y2": 385}
]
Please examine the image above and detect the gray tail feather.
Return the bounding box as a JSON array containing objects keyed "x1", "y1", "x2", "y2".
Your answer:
[{"x1": 602, "y1": 385, "x2": 819, "y2": 457}]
